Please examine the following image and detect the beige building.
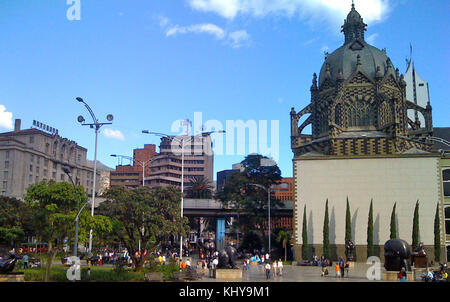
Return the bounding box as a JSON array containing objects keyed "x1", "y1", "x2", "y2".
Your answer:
[
  {"x1": 146, "y1": 135, "x2": 214, "y2": 188},
  {"x1": 0, "y1": 119, "x2": 100, "y2": 199},
  {"x1": 290, "y1": 4, "x2": 445, "y2": 262}
]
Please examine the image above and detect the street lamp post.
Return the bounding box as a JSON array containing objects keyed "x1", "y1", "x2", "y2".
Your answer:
[
  {"x1": 62, "y1": 166, "x2": 91, "y2": 258},
  {"x1": 142, "y1": 125, "x2": 225, "y2": 261},
  {"x1": 248, "y1": 183, "x2": 272, "y2": 256},
  {"x1": 76, "y1": 97, "x2": 114, "y2": 256}
]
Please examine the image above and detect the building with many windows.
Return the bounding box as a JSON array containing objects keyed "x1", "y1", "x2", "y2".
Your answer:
[
  {"x1": 146, "y1": 135, "x2": 214, "y2": 188},
  {"x1": 0, "y1": 119, "x2": 100, "y2": 199}
]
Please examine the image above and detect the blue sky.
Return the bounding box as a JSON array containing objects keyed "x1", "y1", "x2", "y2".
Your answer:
[{"x1": 0, "y1": 0, "x2": 448, "y2": 179}]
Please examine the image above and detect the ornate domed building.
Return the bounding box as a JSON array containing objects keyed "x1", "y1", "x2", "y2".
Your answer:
[
  {"x1": 291, "y1": 3, "x2": 433, "y2": 157},
  {"x1": 290, "y1": 4, "x2": 445, "y2": 263}
]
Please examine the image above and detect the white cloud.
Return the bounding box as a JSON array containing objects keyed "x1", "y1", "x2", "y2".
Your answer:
[
  {"x1": 160, "y1": 16, "x2": 251, "y2": 49},
  {"x1": 166, "y1": 23, "x2": 226, "y2": 39},
  {"x1": 228, "y1": 30, "x2": 251, "y2": 48},
  {"x1": 187, "y1": 0, "x2": 391, "y2": 26},
  {"x1": 366, "y1": 33, "x2": 379, "y2": 45},
  {"x1": 0, "y1": 105, "x2": 13, "y2": 130},
  {"x1": 103, "y1": 128, "x2": 125, "y2": 141}
]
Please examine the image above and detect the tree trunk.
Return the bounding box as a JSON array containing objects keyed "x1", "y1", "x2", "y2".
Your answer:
[
  {"x1": 284, "y1": 244, "x2": 287, "y2": 262},
  {"x1": 44, "y1": 245, "x2": 57, "y2": 282}
]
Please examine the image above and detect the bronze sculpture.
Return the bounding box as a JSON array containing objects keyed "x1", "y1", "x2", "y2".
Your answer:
[
  {"x1": 384, "y1": 239, "x2": 411, "y2": 271},
  {"x1": 345, "y1": 239, "x2": 355, "y2": 261},
  {"x1": 0, "y1": 254, "x2": 18, "y2": 274},
  {"x1": 218, "y1": 245, "x2": 238, "y2": 269}
]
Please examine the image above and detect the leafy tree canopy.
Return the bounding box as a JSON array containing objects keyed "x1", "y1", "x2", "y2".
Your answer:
[{"x1": 98, "y1": 185, "x2": 190, "y2": 271}]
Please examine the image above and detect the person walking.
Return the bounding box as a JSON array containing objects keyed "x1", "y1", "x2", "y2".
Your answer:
[
  {"x1": 272, "y1": 261, "x2": 278, "y2": 278},
  {"x1": 23, "y1": 254, "x2": 29, "y2": 269},
  {"x1": 339, "y1": 257, "x2": 345, "y2": 278},
  {"x1": 335, "y1": 263, "x2": 341, "y2": 278},
  {"x1": 265, "y1": 262, "x2": 271, "y2": 280},
  {"x1": 277, "y1": 259, "x2": 283, "y2": 276}
]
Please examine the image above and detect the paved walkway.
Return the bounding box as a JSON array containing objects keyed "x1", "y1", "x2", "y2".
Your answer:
[{"x1": 197, "y1": 263, "x2": 418, "y2": 282}]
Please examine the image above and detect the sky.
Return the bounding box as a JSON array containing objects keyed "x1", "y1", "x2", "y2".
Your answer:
[{"x1": 0, "y1": 0, "x2": 448, "y2": 179}]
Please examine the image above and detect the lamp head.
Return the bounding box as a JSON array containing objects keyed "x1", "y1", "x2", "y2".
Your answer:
[
  {"x1": 110, "y1": 154, "x2": 117, "y2": 157},
  {"x1": 76, "y1": 97, "x2": 84, "y2": 103},
  {"x1": 77, "y1": 115, "x2": 85, "y2": 123},
  {"x1": 106, "y1": 114, "x2": 114, "y2": 122}
]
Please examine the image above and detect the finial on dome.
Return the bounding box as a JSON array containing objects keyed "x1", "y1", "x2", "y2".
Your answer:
[{"x1": 311, "y1": 73, "x2": 318, "y2": 90}]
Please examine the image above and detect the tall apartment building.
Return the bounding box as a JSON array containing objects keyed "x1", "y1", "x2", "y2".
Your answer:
[
  {"x1": 109, "y1": 144, "x2": 156, "y2": 188},
  {"x1": 0, "y1": 119, "x2": 100, "y2": 199},
  {"x1": 272, "y1": 177, "x2": 294, "y2": 201},
  {"x1": 146, "y1": 135, "x2": 214, "y2": 188}
]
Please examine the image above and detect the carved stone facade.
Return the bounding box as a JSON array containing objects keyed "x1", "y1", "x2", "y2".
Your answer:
[{"x1": 291, "y1": 3, "x2": 433, "y2": 158}]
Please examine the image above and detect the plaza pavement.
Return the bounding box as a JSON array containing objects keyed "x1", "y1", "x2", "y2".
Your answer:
[{"x1": 196, "y1": 262, "x2": 420, "y2": 282}]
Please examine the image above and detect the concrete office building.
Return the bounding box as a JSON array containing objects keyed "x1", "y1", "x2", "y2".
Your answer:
[
  {"x1": 0, "y1": 119, "x2": 100, "y2": 199},
  {"x1": 146, "y1": 135, "x2": 214, "y2": 188}
]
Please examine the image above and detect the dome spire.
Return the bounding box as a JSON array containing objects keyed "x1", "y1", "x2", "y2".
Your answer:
[{"x1": 342, "y1": 1, "x2": 367, "y2": 44}]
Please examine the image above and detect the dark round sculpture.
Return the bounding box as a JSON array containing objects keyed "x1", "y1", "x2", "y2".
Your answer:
[
  {"x1": 384, "y1": 239, "x2": 411, "y2": 271},
  {"x1": 345, "y1": 239, "x2": 355, "y2": 261},
  {"x1": 0, "y1": 254, "x2": 18, "y2": 274},
  {"x1": 197, "y1": 237, "x2": 216, "y2": 258},
  {"x1": 217, "y1": 245, "x2": 238, "y2": 269}
]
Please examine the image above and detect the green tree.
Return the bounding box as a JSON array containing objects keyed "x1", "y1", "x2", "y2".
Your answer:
[
  {"x1": 345, "y1": 197, "x2": 352, "y2": 242},
  {"x1": 434, "y1": 203, "x2": 441, "y2": 262},
  {"x1": 99, "y1": 186, "x2": 189, "y2": 272},
  {"x1": 367, "y1": 199, "x2": 374, "y2": 258},
  {"x1": 0, "y1": 196, "x2": 31, "y2": 248},
  {"x1": 216, "y1": 154, "x2": 282, "y2": 238},
  {"x1": 186, "y1": 176, "x2": 214, "y2": 199},
  {"x1": 412, "y1": 200, "x2": 420, "y2": 250},
  {"x1": 302, "y1": 205, "x2": 308, "y2": 260},
  {"x1": 323, "y1": 199, "x2": 330, "y2": 258},
  {"x1": 24, "y1": 180, "x2": 111, "y2": 282},
  {"x1": 277, "y1": 230, "x2": 291, "y2": 262},
  {"x1": 390, "y1": 203, "x2": 397, "y2": 239}
]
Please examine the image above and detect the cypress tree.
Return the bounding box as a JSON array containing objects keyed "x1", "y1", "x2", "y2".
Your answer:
[
  {"x1": 302, "y1": 205, "x2": 308, "y2": 260},
  {"x1": 412, "y1": 200, "x2": 420, "y2": 250},
  {"x1": 345, "y1": 197, "x2": 352, "y2": 242},
  {"x1": 367, "y1": 199, "x2": 374, "y2": 258},
  {"x1": 323, "y1": 199, "x2": 330, "y2": 259},
  {"x1": 390, "y1": 203, "x2": 397, "y2": 239},
  {"x1": 434, "y1": 203, "x2": 441, "y2": 262}
]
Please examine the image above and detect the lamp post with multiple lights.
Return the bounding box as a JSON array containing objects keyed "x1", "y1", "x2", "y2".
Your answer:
[
  {"x1": 142, "y1": 123, "x2": 225, "y2": 261},
  {"x1": 62, "y1": 166, "x2": 91, "y2": 258},
  {"x1": 76, "y1": 97, "x2": 114, "y2": 256}
]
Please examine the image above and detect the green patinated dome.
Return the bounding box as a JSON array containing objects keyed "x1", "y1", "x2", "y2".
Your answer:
[
  {"x1": 318, "y1": 3, "x2": 392, "y2": 87},
  {"x1": 318, "y1": 41, "x2": 391, "y2": 86}
]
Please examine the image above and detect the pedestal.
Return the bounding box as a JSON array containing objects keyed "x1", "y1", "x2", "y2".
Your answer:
[
  {"x1": 382, "y1": 271, "x2": 415, "y2": 281},
  {"x1": 0, "y1": 273, "x2": 25, "y2": 282},
  {"x1": 215, "y1": 269, "x2": 242, "y2": 280}
]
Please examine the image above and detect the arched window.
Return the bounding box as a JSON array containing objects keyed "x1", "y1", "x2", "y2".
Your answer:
[{"x1": 347, "y1": 101, "x2": 373, "y2": 128}]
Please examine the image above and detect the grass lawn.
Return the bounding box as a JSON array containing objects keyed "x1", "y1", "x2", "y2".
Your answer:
[{"x1": 14, "y1": 263, "x2": 179, "y2": 282}]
